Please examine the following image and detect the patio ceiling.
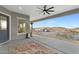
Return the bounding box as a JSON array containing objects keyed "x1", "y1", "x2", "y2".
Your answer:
[{"x1": 2, "y1": 5, "x2": 79, "y2": 22}]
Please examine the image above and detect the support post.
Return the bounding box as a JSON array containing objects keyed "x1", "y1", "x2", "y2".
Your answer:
[{"x1": 30, "y1": 22, "x2": 33, "y2": 37}]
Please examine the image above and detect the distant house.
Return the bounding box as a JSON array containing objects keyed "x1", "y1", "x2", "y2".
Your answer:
[{"x1": 43, "y1": 28, "x2": 49, "y2": 32}]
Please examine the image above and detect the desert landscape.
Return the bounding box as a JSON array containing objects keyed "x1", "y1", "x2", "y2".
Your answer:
[{"x1": 33, "y1": 27, "x2": 79, "y2": 44}]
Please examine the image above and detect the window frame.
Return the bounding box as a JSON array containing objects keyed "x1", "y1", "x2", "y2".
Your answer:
[{"x1": 17, "y1": 17, "x2": 26, "y2": 35}]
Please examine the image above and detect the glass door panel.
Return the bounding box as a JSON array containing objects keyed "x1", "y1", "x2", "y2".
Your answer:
[
  {"x1": 0, "y1": 16, "x2": 7, "y2": 30},
  {"x1": 0, "y1": 13, "x2": 9, "y2": 43}
]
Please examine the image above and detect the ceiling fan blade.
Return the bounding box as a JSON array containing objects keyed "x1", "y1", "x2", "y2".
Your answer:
[
  {"x1": 43, "y1": 12, "x2": 46, "y2": 15},
  {"x1": 46, "y1": 11, "x2": 50, "y2": 15},
  {"x1": 37, "y1": 7, "x2": 43, "y2": 10},
  {"x1": 43, "y1": 12, "x2": 45, "y2": 15},
  {"x1": 48, "y1": 10, "x2": 54, "y2": 12},
  {"x1": 44, "y1": 5, "x2": 47, "y2": 10},
  {"x1": 47, "y1": 6, "x2": 54, "y2": 10}
]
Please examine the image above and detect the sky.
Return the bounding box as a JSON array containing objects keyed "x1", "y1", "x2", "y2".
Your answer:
[{"x1": 33, "y1": 13, "x2": 79, "y2": 28}]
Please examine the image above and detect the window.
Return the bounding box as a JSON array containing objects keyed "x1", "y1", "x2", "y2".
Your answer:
[
  {"x1": 17, "y1": 17, "x2": 26, "y2": 34},
  {"x1": 0, "y1": 16, "x2": 7, "y2": 30}
]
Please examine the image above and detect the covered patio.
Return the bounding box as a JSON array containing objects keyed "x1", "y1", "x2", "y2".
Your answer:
[{"x1": 0, "y1": 5, "x2": 79, "y2": 54}]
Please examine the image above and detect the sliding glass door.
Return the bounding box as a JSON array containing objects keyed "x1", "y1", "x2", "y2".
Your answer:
[{"x1": 0, "y1": 13, "x2": 9, "y2": 43}]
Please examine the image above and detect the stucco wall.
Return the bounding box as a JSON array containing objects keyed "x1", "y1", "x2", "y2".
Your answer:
[
  {"x1": 0, "y1": 6, "x2": 30, "y2": 40},
  {"x1": 11, "y1": 12, "x2": 30, "y2": 40}
]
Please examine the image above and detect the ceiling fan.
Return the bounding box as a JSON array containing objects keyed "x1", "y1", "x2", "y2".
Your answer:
[{"x1": 37, "y1": 5, "x2": 54, "y2": 15}]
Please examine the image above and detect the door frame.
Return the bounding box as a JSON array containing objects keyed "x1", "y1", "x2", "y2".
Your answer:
[{"x1": 0, "y1": 11, "x2": 11, "y2": 43}]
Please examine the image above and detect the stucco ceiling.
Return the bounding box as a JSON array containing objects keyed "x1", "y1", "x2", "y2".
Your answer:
[{"x1": 2, "y1": 5, "x2": 79, "y2": 21}]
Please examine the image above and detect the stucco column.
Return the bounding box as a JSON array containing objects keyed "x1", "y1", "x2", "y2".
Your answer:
[{"x1": 30, "y1": 22, "x2": 33, "y2": 37}]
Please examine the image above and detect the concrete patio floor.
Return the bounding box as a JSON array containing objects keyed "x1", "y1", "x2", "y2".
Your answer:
[
  {"x1": 32, "y1": 35, "x2": 79, "y2": 54},
  {"x1": 0, "y1": 35, "x2": 79, "y2": 54},
  {"x1": 0, "y1": 37, "x2": 62, "y2": 54}
]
